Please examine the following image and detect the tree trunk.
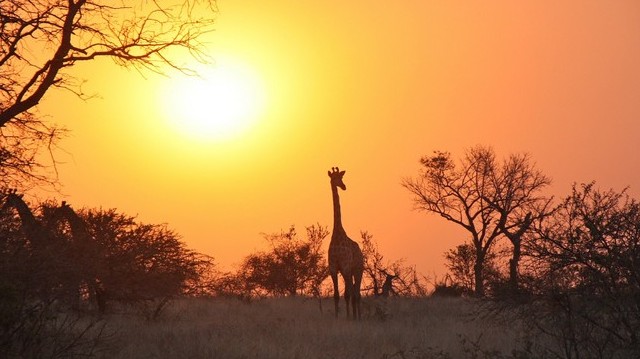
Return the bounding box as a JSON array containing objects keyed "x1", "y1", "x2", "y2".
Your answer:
[
  {"x1": 509, "y1": 239, "x2": 521, "y2": 293},
  {"x1": 474, "y1": 251, "x2": 485, "y2": 297}
]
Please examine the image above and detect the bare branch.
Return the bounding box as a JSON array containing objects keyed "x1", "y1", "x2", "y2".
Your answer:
[{"x1": 0, "y1": 0, "x2": 217, "y2": 184}]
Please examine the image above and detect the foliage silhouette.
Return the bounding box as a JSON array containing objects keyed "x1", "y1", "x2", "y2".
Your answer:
[
  {"x1": 404, "y1": 146, "x2": 551, "y2": 296},
  {"x1": 0, "y1": 0, "x2": 217, "y2": 185},
  {"x1": 0, "y1": 194, "x2": 210, "y2": 356},
  {"x1": 238, "y1": 224, "x2": 328, "y2": 297},
  {"x1": 80, "y1": 208, "x2": 207, "y2": 315},
  {"x1": 443, "y1": 243, "x2": 500, "y2": 296},
  {"x1": 522, "y1": 183, "x2": 640, "y2": 357},
  {"x1": 0, "y1": 195, "x2": 110, "y2": 356}
]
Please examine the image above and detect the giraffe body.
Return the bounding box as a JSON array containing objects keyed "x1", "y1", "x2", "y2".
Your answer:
[
  {"x1": 327, "y1": 167, "x2": 364, "y2": 319},
  {"x1": 1, "y1": 189, "x2": 44, "y2": 245},
  {"x1": 1, "y1": 191, "x2": 103, "y2": 312},
  {"x1": 47, "y1": 202, "x2": 106, "y2": 313}
]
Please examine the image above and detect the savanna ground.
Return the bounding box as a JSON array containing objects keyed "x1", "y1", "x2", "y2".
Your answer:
[{"x1": 79, "y1": 296, "x2": 545, "y2": 359}]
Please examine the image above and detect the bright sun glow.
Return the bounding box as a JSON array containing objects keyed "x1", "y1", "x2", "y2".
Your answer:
[{"x1": 161, "y1": 58, "x2": 265, "y2": 141}]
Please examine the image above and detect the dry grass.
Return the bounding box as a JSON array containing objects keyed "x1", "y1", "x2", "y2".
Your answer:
[{"x1": 90, "y1": 296, "x2": 540, "y2": 359}]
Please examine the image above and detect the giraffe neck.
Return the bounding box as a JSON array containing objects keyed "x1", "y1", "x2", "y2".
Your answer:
[
  {"x1": 8, "y1": 198, "x2": 38, "y2": 230},
  {"x1": 51, "y1": 205, "x2": 91, "y2": 242},
  {"x1": 4, "y1": 196, "x2": 41, "y2": 240},
  {"x1": 331, "y1": 184, "x2": 344, "y2": 234}
]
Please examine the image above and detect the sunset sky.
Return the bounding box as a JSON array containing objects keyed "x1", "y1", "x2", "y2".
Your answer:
[{"x1": 38, "y1": 1, "x2": 640, "y2": 276}]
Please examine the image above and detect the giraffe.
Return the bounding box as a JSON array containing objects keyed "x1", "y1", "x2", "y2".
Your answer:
[
  {"x1": 1, "y1": 189, "x2": 62, "y2": 303},
  {"x1": 328, "y1": 167, "x2": 364, "y2": 319},
  {"x1": 46, "y1": 201, "x2": 106, "y2": 313},
  {"x1": 1, "y1": 189, "x2": 46, "y2": 246},
  {"x1": 0, "y1": 191, "x2": 102, "y2": 311}
]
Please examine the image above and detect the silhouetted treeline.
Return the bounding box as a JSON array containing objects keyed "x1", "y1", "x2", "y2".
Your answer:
[
  {"x1": 406, "y1": 146, "x2": 640, "y2": 357},
  {"x1": 0, "y1": 192, "x2": 211, "y2": 357},
  {"x1": 520, "y1": 183, "x2": 640, "y2": 357}
]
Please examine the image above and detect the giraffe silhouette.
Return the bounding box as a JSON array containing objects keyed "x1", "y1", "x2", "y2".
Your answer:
[
  {"x1": 327, "y1": 167, "x2": 364, "y2": 319},
  {"x1": 1, "y1": 189, "x2": 62, "y2": 303},
  {"x1": 1, "y1": 189, "x2": 46, "y2": 246},
  {"x1": 1, "y1": 191, "x2": 103, "y2": 311},
  {"x1": 46, "y1": 201, "x2": 106, "y2": 313}
]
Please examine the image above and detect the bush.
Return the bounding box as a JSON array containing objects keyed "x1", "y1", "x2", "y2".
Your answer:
[{"x1": 238, "y1": 225, "x2": 328, "y2": 297}]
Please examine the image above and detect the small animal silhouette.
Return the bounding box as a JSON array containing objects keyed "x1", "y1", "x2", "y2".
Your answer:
[{"x1": 381, "y1": 272, "x2": 397, "y2": 297}]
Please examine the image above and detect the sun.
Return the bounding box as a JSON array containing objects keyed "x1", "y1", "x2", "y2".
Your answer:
[{"x1": 160, "y1": 58, "x2": 265, "y2": 141}]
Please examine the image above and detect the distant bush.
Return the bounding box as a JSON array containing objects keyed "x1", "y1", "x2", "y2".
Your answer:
[
  {"x1": 430, "y1": 273, "x2": 474, "y2": 297},
  {"x1": 80, "y1": 208, "x2": 210, "y2": 315},
  {"x1": 233, "y1": 224, "x2": 328, "y2": 298}
]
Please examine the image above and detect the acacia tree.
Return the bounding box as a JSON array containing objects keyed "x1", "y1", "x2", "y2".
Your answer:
[
  {"x1": 403, "y1": 146, "x2": 499, "y2": 296},
  {"x1": 240, "y1": 225, "x2": 328, "y2": 297},
  {"x1": 443, "y1": 243, "x2": 477, "y2": 293},
  {"x1": 442, "y1": 242, "x2": 501, "y2": 295},
  {"x1": 525, "y1": 183, "x2": 640, "y2": 356},
  {"x1": 485, "y1": 153, "x2": 552, "y2": 292},
  {"x1": 77, "y1": 207, "x2": 207, "y2": 316},
  {"x1": 0, "y1": 0, "x2": 216, "y2": 185},
  {"x1": 403, "y1": 146, "x2": 551, "y2": 296}
]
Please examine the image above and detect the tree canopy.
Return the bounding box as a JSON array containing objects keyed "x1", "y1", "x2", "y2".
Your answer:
[
  {"x1": 403, "y1": 146, "x2": 551, "y2": 295},
  {"x1": 238, "y1": 225, "x2": 328, "y2": 297}
]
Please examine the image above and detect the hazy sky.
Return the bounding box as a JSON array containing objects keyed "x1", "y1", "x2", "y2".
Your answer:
[{"x1": 39, "y1": 1, "x2": 640, "y2": 276}]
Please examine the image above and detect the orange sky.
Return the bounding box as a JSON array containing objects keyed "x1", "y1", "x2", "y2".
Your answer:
[{"x1": 38, "y1": 1, "x2": 640, "y2": 277}]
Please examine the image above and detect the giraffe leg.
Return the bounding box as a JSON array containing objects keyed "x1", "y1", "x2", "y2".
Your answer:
[
  {"x1": 353, "y1": 272, "x2": 363, "y2": 320},
  {"x1": 342, "y1": 272, "x2": 353, "y2": 319},
  {"x1": 330, "y1": 272, "x2": 340, "y2": 317}
]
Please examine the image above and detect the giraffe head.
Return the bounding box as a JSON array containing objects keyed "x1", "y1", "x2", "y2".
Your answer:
[
  {"x1": 328, "y1": 167, "x2": 346, "y2": 190},
  {"x1": 1, "y1": 188, "x2": 21, "y2": 209}
]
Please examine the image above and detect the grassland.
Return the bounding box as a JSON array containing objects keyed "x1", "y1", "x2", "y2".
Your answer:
[{"x1": 90, "y1": 296, "x2": 543, "y2": 359}]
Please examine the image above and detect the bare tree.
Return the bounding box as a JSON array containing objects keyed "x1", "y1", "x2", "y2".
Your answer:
[
  {"x1": 403, "y1": 146, "x2": 551, "y2": 296},
  {"x1": 485, "y1": 153, "x2": 552, "y2": 292},
  {"x1": 0, "y1": 0, "x2": 217, "y2": 184},
  {"x1": 403, "y1": 146, "x2": 500, "y2": 296},
  {"x1": 360, "y1": 231, "x2": 385, "y2": 295}
]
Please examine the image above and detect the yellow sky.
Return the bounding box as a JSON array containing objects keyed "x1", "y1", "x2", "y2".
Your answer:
[{"x1": 38, "y1": 1, "x2": 640, "y2": 275}]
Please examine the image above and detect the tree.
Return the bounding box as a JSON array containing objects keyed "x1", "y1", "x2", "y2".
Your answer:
[
  {"x1": 0, "y1": 197, "x2": 109, "y2": 356},
  {"x1": 0, "y1": 194, "x2": 75, "y2": 309},
  {"x1": 0, "y1": 195, "x2": 210, "y2": 354},
  {"x1": 403, "y1": 146, "x2": 500, "y2": 296},
  {"x1": 0, "y1": 0, "x2": 217, "y2": 184},
  {"x1": 79, "y1": 208, "x2": 206, "y2": 315},
  {"x1": 240, "y1": 225, "x2": 328, "y2": 297},
  {"x1": 524, "y1": 183, "x2": 640, "y2": 356},
  {"x1": 485, "y1": 152, "x2": 552, "y2": 292},
  {"x1": 443, "y1": 243, "x2": 476, "y2": 293},
  {"x1": 360, "y1": 231, "x2": 385, "y2": 295},
  {"x1": 443, "y1": 242, "x2": 501, "y2": 295},
  {"x1": 403, "y1": 146, "x2": 551, "y2": 296}
]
